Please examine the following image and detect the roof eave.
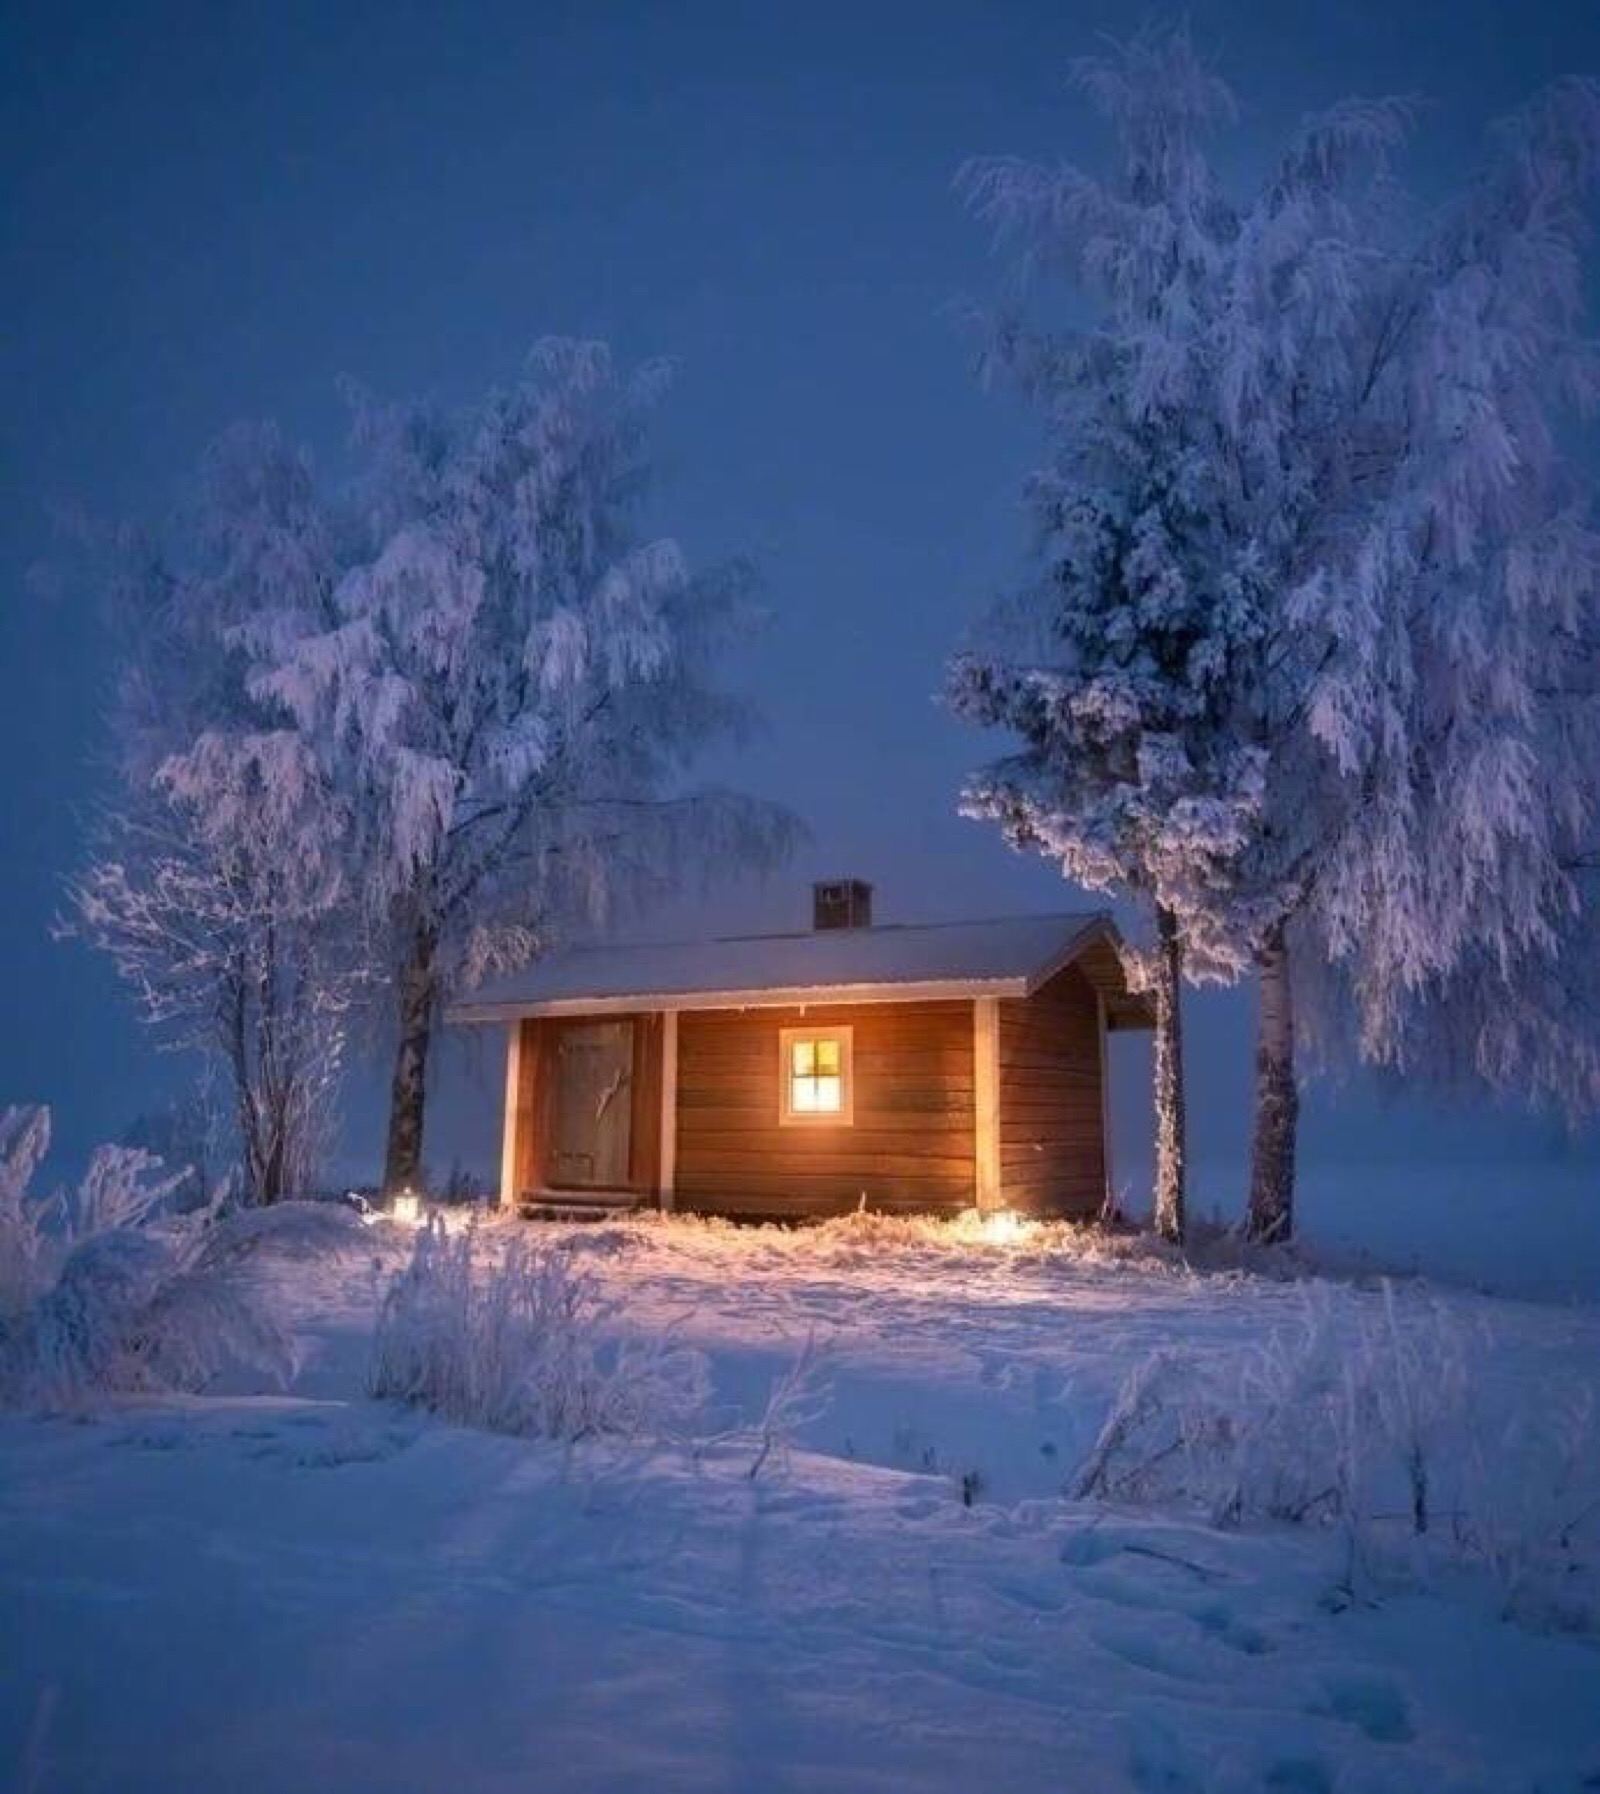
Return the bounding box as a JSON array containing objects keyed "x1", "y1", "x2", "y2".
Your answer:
[
  {"x1": 447, "y1": 974, "x2": 1033, "y2": 1024},
  {"x1": 1020, "y1": 914, "x2": 1107, "y2": 997},
  {"x1": 1022, "y1": 913, "x2": 1157, "y2": 1031}
]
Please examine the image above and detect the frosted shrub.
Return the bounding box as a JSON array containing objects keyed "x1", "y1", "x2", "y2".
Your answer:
[
  {"x1": 1070, "y1": 1279, "x2": 1599, "y2": 1625},
  {"x1": 1458, "y1": 1388, "x2": 1600, "y2": 1630},
  {"x1": 0, "y1": 1102, "x2": 363, "y2": 1407},
  {"x1": 0, "y1": 1106, "x2": 53, "y2": 1323},
  {"x1": 371, "y1": 1222, "x2": 708, "y2": 1443},
  {"x1": 1075, "y1": 1284, "x2": 1479, "y2": 1547}
]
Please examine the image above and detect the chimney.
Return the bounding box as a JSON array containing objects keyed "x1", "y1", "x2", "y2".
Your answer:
[{"x1": 813, "y1": 879, "x2": 874, "y2": 931}]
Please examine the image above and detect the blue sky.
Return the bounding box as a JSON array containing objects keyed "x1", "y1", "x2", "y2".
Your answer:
[{"x1": 3, "y1": 0, "x2": 1596, "y2": 1260}]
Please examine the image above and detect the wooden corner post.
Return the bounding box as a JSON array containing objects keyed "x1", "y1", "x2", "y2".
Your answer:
[
  {"x1": 973, "y1": 996, "x2": 1001, "y2": 1212},
  {"x1": 499, "y1": 1020, "x2": 523, "y2": 1210},
  {"x1": 658, "y1": 1009, "x2": 679, "y2": 1212},
  {"x1": 1096, "y1": 991, "x2": 1114, "y2": 1215}
]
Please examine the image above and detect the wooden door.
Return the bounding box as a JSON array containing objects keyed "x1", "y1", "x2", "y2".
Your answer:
[{"x1": 550, "y1": 1021, "x2": 634, "y2": 1188}]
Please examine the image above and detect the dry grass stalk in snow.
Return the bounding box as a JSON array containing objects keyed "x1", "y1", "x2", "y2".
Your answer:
[
  {"x1": 370, "y1": 1220, "x2": 708, "y2": 1442},
  {"x1": 747, "y1": 1330, "x2": 832, "y2": 1480}
]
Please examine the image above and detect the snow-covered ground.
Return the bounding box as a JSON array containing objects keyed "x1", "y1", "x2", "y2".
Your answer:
[{"x1": 3, "y1": 1211, "x2": 1597, "y2": 1793}]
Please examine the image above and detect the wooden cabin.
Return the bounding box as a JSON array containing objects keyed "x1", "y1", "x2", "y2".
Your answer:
[{"x1": 448, "y1": 882, "x2": 1154, "y2": 1222}]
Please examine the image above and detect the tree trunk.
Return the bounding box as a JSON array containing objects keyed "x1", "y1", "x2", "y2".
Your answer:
[
  {"x1": 383, "y1": 921, "x2": 438, "y2": 1195},
  {"x1": 1246, "y1": 922, "x2": 1298, "y2": 1244},
  {"x1": 226, "y1": 967, "x2": 271, "y2": 1206},
  {"x1": 1151, "y1": 904, "x2": 1187, "y2": 1245},
  {"x1": 258, "y1": 1125, "x2": 288, "y2": 1206}
]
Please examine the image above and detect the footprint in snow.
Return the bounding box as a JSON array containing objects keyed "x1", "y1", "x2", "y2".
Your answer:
[
  {"x1": 1264, "y1": 1758, "x2": 1332, "y2": 1793},
  {"x1": 107, "y1": 1427, "x2": 185, "y2": 1452},
  {"x1": 1316, "y1": 1675, "x2": 1415, "y2": 1744},
  {"x1": 1193, "y1": 1600, "x2": 1274, "y2": 1656},
  {"x1": 1091, "y1": 1622, "x2": 1210, "y2": 1683},
  {"x1": 1126, "y1": 1718, "x2": 1204, "y2": 1792},
  {"x1": 990, "y1": 1575, "x2": 1067, "y2": 1615}
]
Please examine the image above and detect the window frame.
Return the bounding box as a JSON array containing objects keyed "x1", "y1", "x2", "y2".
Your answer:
[{"x1": 777, "y1": 1024, "x2": 855, "y2": 1127}]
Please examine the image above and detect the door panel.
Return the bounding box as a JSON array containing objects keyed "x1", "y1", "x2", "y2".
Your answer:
[{"x1": 550, "y1": 1021, "x2": 634, "y2": 1188}]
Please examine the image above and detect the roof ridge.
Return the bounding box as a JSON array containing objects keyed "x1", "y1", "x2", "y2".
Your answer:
[{"x1": 547, "y1": 908, "x2": 1108, "y2": 957}]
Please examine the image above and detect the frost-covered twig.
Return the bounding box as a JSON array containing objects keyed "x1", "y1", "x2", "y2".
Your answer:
[{"x1": 748, "y1": 1331, "x2": 832, "y2": 1481}]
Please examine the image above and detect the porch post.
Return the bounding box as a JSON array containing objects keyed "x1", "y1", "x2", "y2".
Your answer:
[
  {"x1": 1096, "y1": 991, "x2": 1114, "y2": 1217},
  {"x1": 499, "y1": 1019, "x2": 523, "y2": 1210},
  {"x1": 973, "y1": 996, "x2": 1001, "y2": 1212},
  {"x1": 658, "y1": 1009, "x2": 679, "y2": 1211}
]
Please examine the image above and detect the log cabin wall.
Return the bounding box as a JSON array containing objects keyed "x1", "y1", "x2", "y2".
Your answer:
[
  {"x1": 674, "y1": 1000, "x2": 976, "y2": 1218},
  {"x1": 504, "y1": 976, "x2": 1111, "y2": 1217},
  {"x1": 996, "y1": 963, "x2": 1107, "y2": 1218}
]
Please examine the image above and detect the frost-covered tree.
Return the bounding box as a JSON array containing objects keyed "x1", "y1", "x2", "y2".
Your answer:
[
  {"x1": 245, "y1": 341, "x2": 795, "y2": 1191},
  {"x1": 951, "y1": 29, "x2": 1600, "y2": 1242},
  {"x1": 948, "y1": 30, "x2": 1265, "y2": 1243},
  {"x1": 1278, "y1": 82, "x2": 1600, "y2": 1178},
  {"x1": 67, "y1": 431, "x2": 356, "y2": 1204}
]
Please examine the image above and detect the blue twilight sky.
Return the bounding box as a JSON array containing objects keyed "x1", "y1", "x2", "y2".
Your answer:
[{"x1": 3, "y1": 0, "x2": 1596, "y2": 1284}]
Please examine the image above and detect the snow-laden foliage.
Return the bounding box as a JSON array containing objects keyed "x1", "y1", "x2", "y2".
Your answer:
[
  {"x1": 1073, "y1": 1280, "x2": 1597, "y2": 1624},
  {"x1": 949, "y1": 27, "x2": 1600, "y2": 1218},
  {"x1": 949, "y1": 31, "x2": 1277, "y2": 976},
  {"x1": 235, "y1": 342, "x2": 797, "y2": 1187},
  {"x1": 65, "y1": 429, "x2": 357, "y2": 1203},
  {"x1": 0, "y1": 1103, "x2": 364, "y2": 1407},
  {"x1": 370, "y1": 1220, "x2": 709, "y2": 1442}
]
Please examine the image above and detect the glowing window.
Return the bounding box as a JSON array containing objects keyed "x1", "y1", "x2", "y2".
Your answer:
[{"x1": 779, "y1": 1026, "x2": 853, "y2": 1125}]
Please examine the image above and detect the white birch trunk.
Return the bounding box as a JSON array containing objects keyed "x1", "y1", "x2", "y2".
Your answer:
[{"x1": 1151, "y1": 905, "x2": 1187, "y2": 1245}]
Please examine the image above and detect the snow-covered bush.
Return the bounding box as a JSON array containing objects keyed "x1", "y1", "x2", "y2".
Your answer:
[
  {"x1": 1075, "y1": 1284, "x2": 1462, "y2": 1524},
  {"x1": 0, "y1": 1106, "x2": 53, "y2": 1322},
  {"x1": 1072, "y1": 1280, "x2": 1598, "y2": 1622},
  {"x1": 370, "y1": 1221, "x2": 708, "y2": 1442},
  {"x1": 0, "y1": 1103, "x2": 365, "y2": 1408}
]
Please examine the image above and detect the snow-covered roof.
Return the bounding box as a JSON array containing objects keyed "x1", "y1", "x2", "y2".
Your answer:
[{"x1": 449, "y1": 910, "x2": 1150, "y2": 1023}]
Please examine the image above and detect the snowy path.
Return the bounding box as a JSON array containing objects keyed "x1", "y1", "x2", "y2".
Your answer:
[{"x1": 3, "y1": 1215, "x2": 1597, "y2": 1792}]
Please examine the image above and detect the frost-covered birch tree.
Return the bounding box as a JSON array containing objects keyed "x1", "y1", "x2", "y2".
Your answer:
[
  {"x1": 246, "y1": 341, "x2": 795, "y2": 1192},
  {"x1": 1279, "y1": 82, "x2": 1600, "y2": 1172},
  {"x1": 68, "y1": 430, "x2": 356, "y2": 1204},
  {"x1": 950, "y1": 28, "x2": 1600, "y2": 1243}
]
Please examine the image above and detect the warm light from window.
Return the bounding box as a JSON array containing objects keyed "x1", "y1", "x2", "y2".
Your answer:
[
  {"x1": 780, "y1": 1027, "x2": 852, "y2": 1125},
  {"x1": 790, "y1": 1037, "x2": 842, "y2": 1112}
]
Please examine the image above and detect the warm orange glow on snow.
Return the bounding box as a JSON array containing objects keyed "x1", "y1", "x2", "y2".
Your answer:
[{"x1": 977, "y1": 1209, "x2": 1027, "y2": 1246}]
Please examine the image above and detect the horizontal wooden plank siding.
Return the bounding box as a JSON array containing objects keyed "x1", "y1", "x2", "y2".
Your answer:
[
  {"x1": 997, "y1": 963, "x2": 1107, "y2": 1219},
  {"x1": 675, "y1": 1000, "x2": 976, "y2": 1218}
]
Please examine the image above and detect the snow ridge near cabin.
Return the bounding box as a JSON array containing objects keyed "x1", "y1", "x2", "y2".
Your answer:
[{"x1": 2, "y1": 1213, "x2": 1598, "y2": 1793}]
